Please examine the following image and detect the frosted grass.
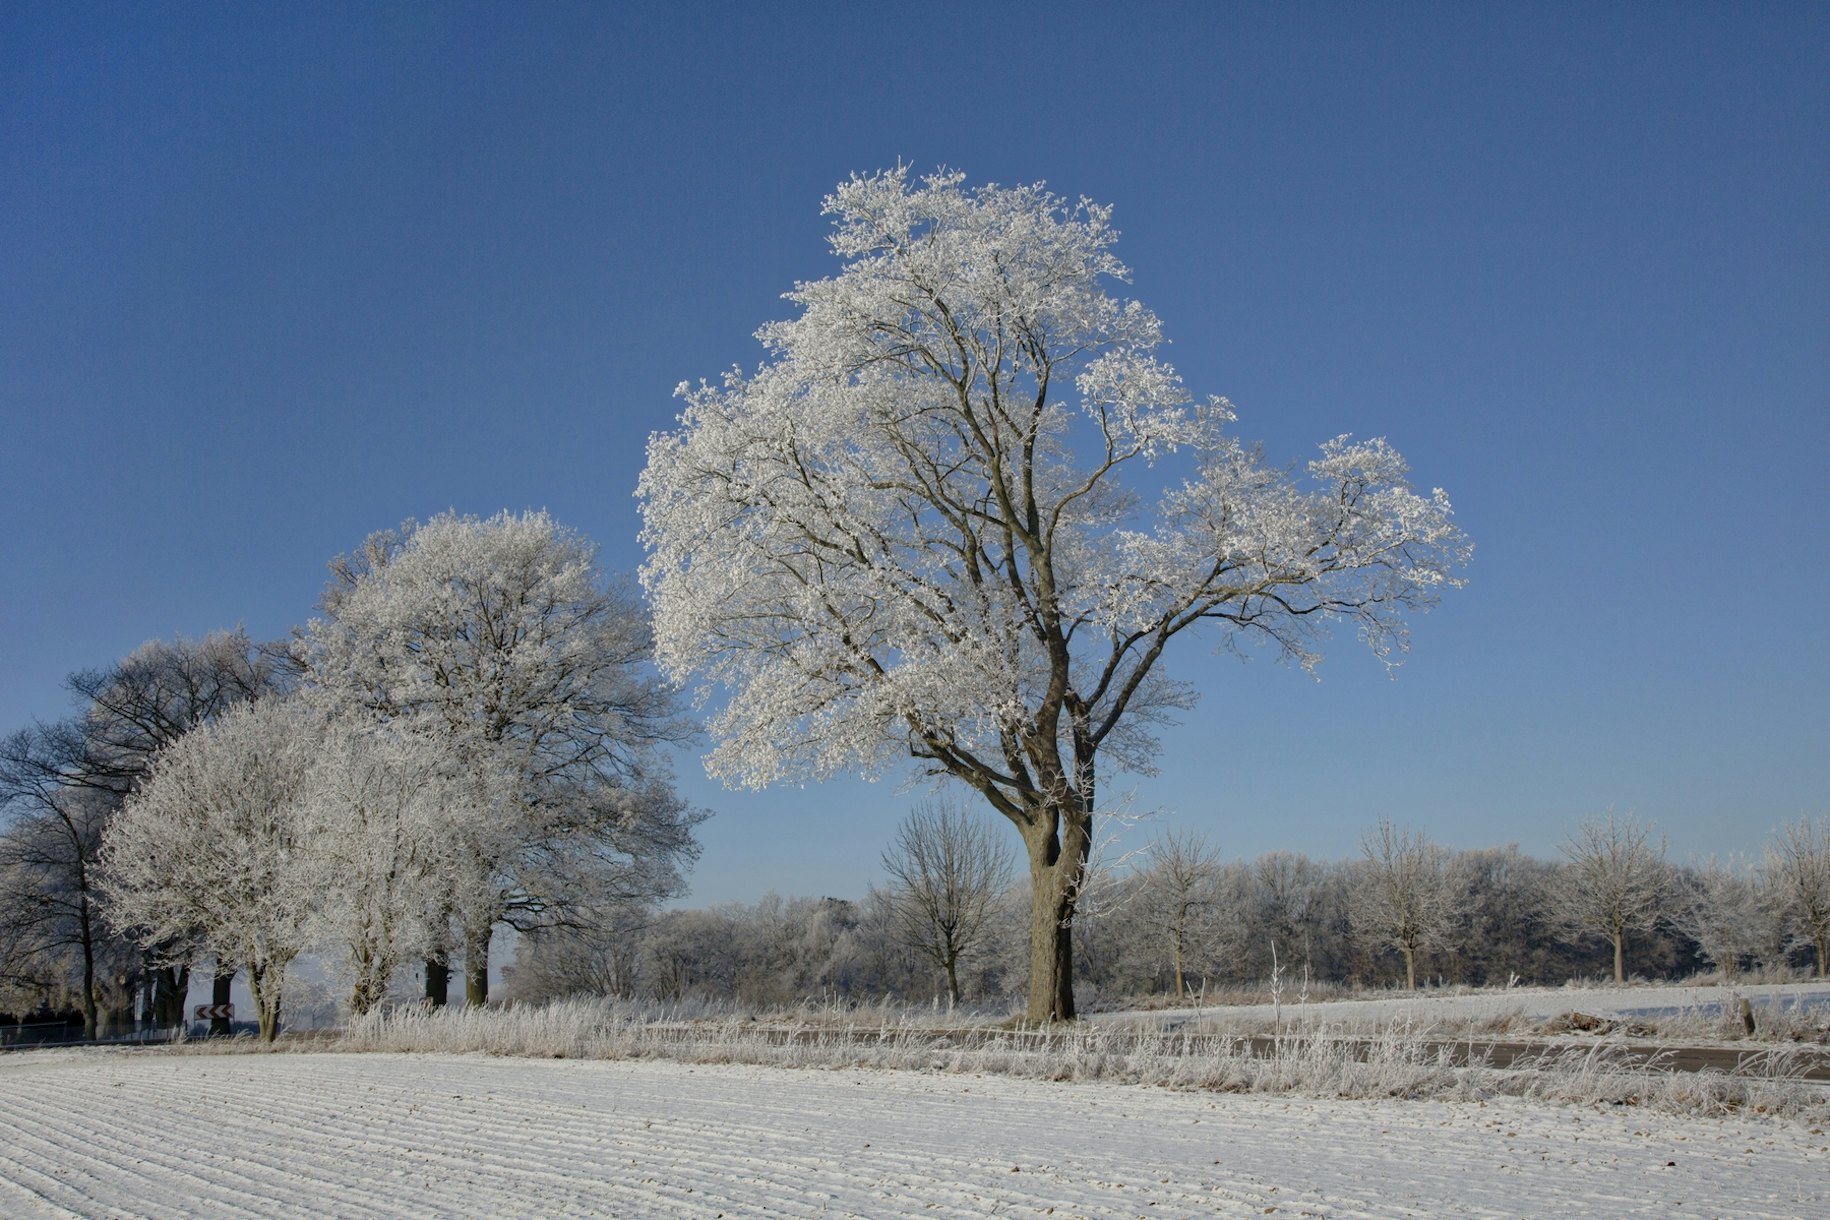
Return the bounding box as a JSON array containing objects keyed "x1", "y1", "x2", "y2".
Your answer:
[{"x1": 304, "y1": 996, "x2": 1830, "y2": 1122}]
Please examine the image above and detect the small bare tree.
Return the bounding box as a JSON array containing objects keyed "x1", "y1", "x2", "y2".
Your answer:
[
  {"x1": 1762, "y1": 817, "x2": 1830, "y2": 977},
  {"x1": 878, "y1": 800, "x2": 1012, "y2": 1005},
  {"x1": 1136, "y1": 831, "x2": 1226, "y2": 998},
  {"x1": 1555, "y1": 808, "x2": 1669, "y2": 984},
  {"x1": 1349, "y1": 819, "x2": 1456, "y2": 990}
]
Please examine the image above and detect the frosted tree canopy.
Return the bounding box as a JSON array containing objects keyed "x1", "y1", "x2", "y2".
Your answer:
[
  {"x1": 638, "y1": 167, "x2": 1471, "y2": 1019},
  {"x1": 640, "y1": 168, "x2": 1470, "y2": 799}
]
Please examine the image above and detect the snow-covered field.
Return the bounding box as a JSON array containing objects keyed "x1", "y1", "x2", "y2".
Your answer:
[{"x1": 3, "y1": 1049, "x2": 1826, "y2": 1218}]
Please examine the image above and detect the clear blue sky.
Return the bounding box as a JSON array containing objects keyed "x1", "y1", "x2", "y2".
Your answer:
[{"x1": 4, "y1": 1, "x2": 1826, "y2": 904}]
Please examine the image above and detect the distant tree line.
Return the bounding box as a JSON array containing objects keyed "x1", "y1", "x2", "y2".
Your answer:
[{"x1": 504, "y1": 807, "x2": 1830, "y2": 1010}]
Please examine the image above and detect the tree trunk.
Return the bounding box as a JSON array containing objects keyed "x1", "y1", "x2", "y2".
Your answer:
[
  {"x1": 1021, "y1": 806, "x2": 1091, "y2": 1023},
  {"x1": 464, "y1": 924, "x2": 490, "y2": 1007},
  {"x1": 423, "y1": 955, "x2": 449, "y2": 1008},
  {"x1": 348, "y1": 940, "x2": 387, "y2": 1016},
  {"x1": 1612, "y1": 927, "x2": 1626, "y2": 984},
  {"x1": 247, "y1": 960, "x2": 283, "y2": 1042},
  {"x1": 944, "y1": 955, "x2": 960, "y2": 1007},
  {"x1": 153, "y1": 962, "x2": 190, "y2": 1028},
  {"x1": 103, "y1": 973, "x2": 133, "y2": 1037},
  {"x1": 1815, "y1": 930, "x2": 1828, "y2": 979},
  {"x1": 1401, "y1": 943, "x2": 1417, "y2": 991},
  {"x1": 210, "y1": 960, "x2": 234, "y2": 1035},
  {"x1": 78, "y1": 895, "x2": 98, "y2": 1037},
  {"x1": 1171, "y1": 925, "x2": 1185, "y2": 1002}
]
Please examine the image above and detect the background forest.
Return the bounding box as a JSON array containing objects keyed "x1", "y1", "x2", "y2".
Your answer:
[{"x1": 501, "y1": 810, "x2": 1829, "y2": 1013}]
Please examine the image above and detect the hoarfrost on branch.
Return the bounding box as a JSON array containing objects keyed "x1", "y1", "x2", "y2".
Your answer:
[{"x1": 638, "y1": 168, "x2": 1471, "y2": 1020}]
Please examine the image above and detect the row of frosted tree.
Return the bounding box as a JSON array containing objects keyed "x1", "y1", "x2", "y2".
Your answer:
[
  {"x1": 0, "y1": 512, "x2": 703, "y2": 1039},
  {"x1": 504, "y1": 805, "x2": 1830, "y2": 1011}
]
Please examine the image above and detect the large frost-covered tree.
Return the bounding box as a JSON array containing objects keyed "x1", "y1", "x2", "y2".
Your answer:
[
  {"x1": 1675, "y1": 855, "x2": 1770, "y2": 980},
  {"x1": 639, "y1": 168, "x2": 1471, "y2": 1021},
  {"x1": 644, "y1": 169, "x2": 1471, "y2": 1024},
  {"x1": 76, "y1": 630, "x2": 282, "y2": 1027},
  {"x1": 297, "y1": 510, "x2": 702, "y2": 1006}
]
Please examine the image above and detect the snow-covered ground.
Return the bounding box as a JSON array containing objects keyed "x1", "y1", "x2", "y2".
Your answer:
[
  {"x1": 1093, "y1": 981, "x2": 1830, "y2": 1031},
  {"x1": 2, "y1": 1049, "x2": 1826, "y2": 1218}
]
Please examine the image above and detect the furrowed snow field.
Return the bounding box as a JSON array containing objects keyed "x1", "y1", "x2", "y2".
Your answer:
[{"x1": 2, "y1": 1050, "x2": 1826, "y2": 1218}]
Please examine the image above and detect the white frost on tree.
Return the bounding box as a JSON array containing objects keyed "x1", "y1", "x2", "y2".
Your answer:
[
  {"x1": 876, "y1": 799, "x2": 1012, "y2": 1006},
  {"x1": 1349, "y1": 819, "x2": 1457, "y2": 991},
  {"x1": 1675, "y1": 855, "x2": 1770, "y2": 981},
  {"x1": 1135, "y1": 830, "x2": 1229, "y2": 999},
  {"x1": 100, "y1": 698, "x2": 318, "y2": 1041},
  {"x1": 296, "y1": 510, "x2": 703, "y2": 1007},
  {"x1": 639, "y1": 168, "x2": 1471, "y2": 1021},
  {"x1": 1554, "y1": 808, "x2": 1670, "y2": 985},
  {"x1": 0, "y1": 629, "x2": 280, "y2": 1033},
  {"x1": 1763, "y1": 817, "x2": 1830, "y2": 977},
  {"x1": 298, "y1": 721, "x2": 485, "y2": 1015}
]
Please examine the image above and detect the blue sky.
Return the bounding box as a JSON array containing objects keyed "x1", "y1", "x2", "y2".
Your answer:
[{"x1": 4, "y1": 1, "x2": 1826, "y2": 904}]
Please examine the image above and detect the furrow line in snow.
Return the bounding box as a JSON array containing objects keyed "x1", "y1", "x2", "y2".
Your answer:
[
  {"x1": 4, "y1": 1051, "x2": 1827, "y2": 1218},
  {"x1": 0, "y1": 1083, "x2": 334, "y2": 1220}
]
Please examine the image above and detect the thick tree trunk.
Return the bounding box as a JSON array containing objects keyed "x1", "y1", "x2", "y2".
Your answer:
[
  {"x1": 464, "y1": 924, "x2": 490, "y2": 1007},
  {"x1": 210, "y1": 960, "x2": 234, "y2": 1035},
  {"x1": 423, "y1": 956, "x2": 449, "y2": 1008},
  {"x1": 1612, "y1": 928, "x2": 1626, "y2": 984},
  {"x1": 944, "y1": 956, "x2": 960, "y2": 1007},
  {"x1": 103, "y1": 973, "x2": 133, "y2": 1037},
  {"x1": 1021, "y1": 806, "x2": 1091, "y2": 1023},
  {"x1": 152, "y1": 962, "x2": 190, "y2": 1028},
  {"x1": 349, "y1": 956, "x2": 386, "y2": 1016},
  {"x1": 247, "y1": 960, "x2": 283, "y2": 1042},
  {"x1": 255, "y1": 997, "x2": 281, "y2": 1042},
  {"x1": 1024, "y1": 882, "x2": 1074, "y2": 1022},
  {"x1": 1401, "y1": 944, "x2": 1417, "y2": 991}
]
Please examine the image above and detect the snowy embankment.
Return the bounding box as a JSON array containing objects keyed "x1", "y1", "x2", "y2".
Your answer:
[
  {"x1": 1093, "y1": 981, "x2": 1830, "y2": 1032},
  {"x1": 2, "y1": 1050, "x2": 1827, "y2": 1219}
]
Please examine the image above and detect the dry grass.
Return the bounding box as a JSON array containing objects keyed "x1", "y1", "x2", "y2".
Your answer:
[{"x1": 240, "y1": 997, "x2": 1830, "y2": 1122}]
